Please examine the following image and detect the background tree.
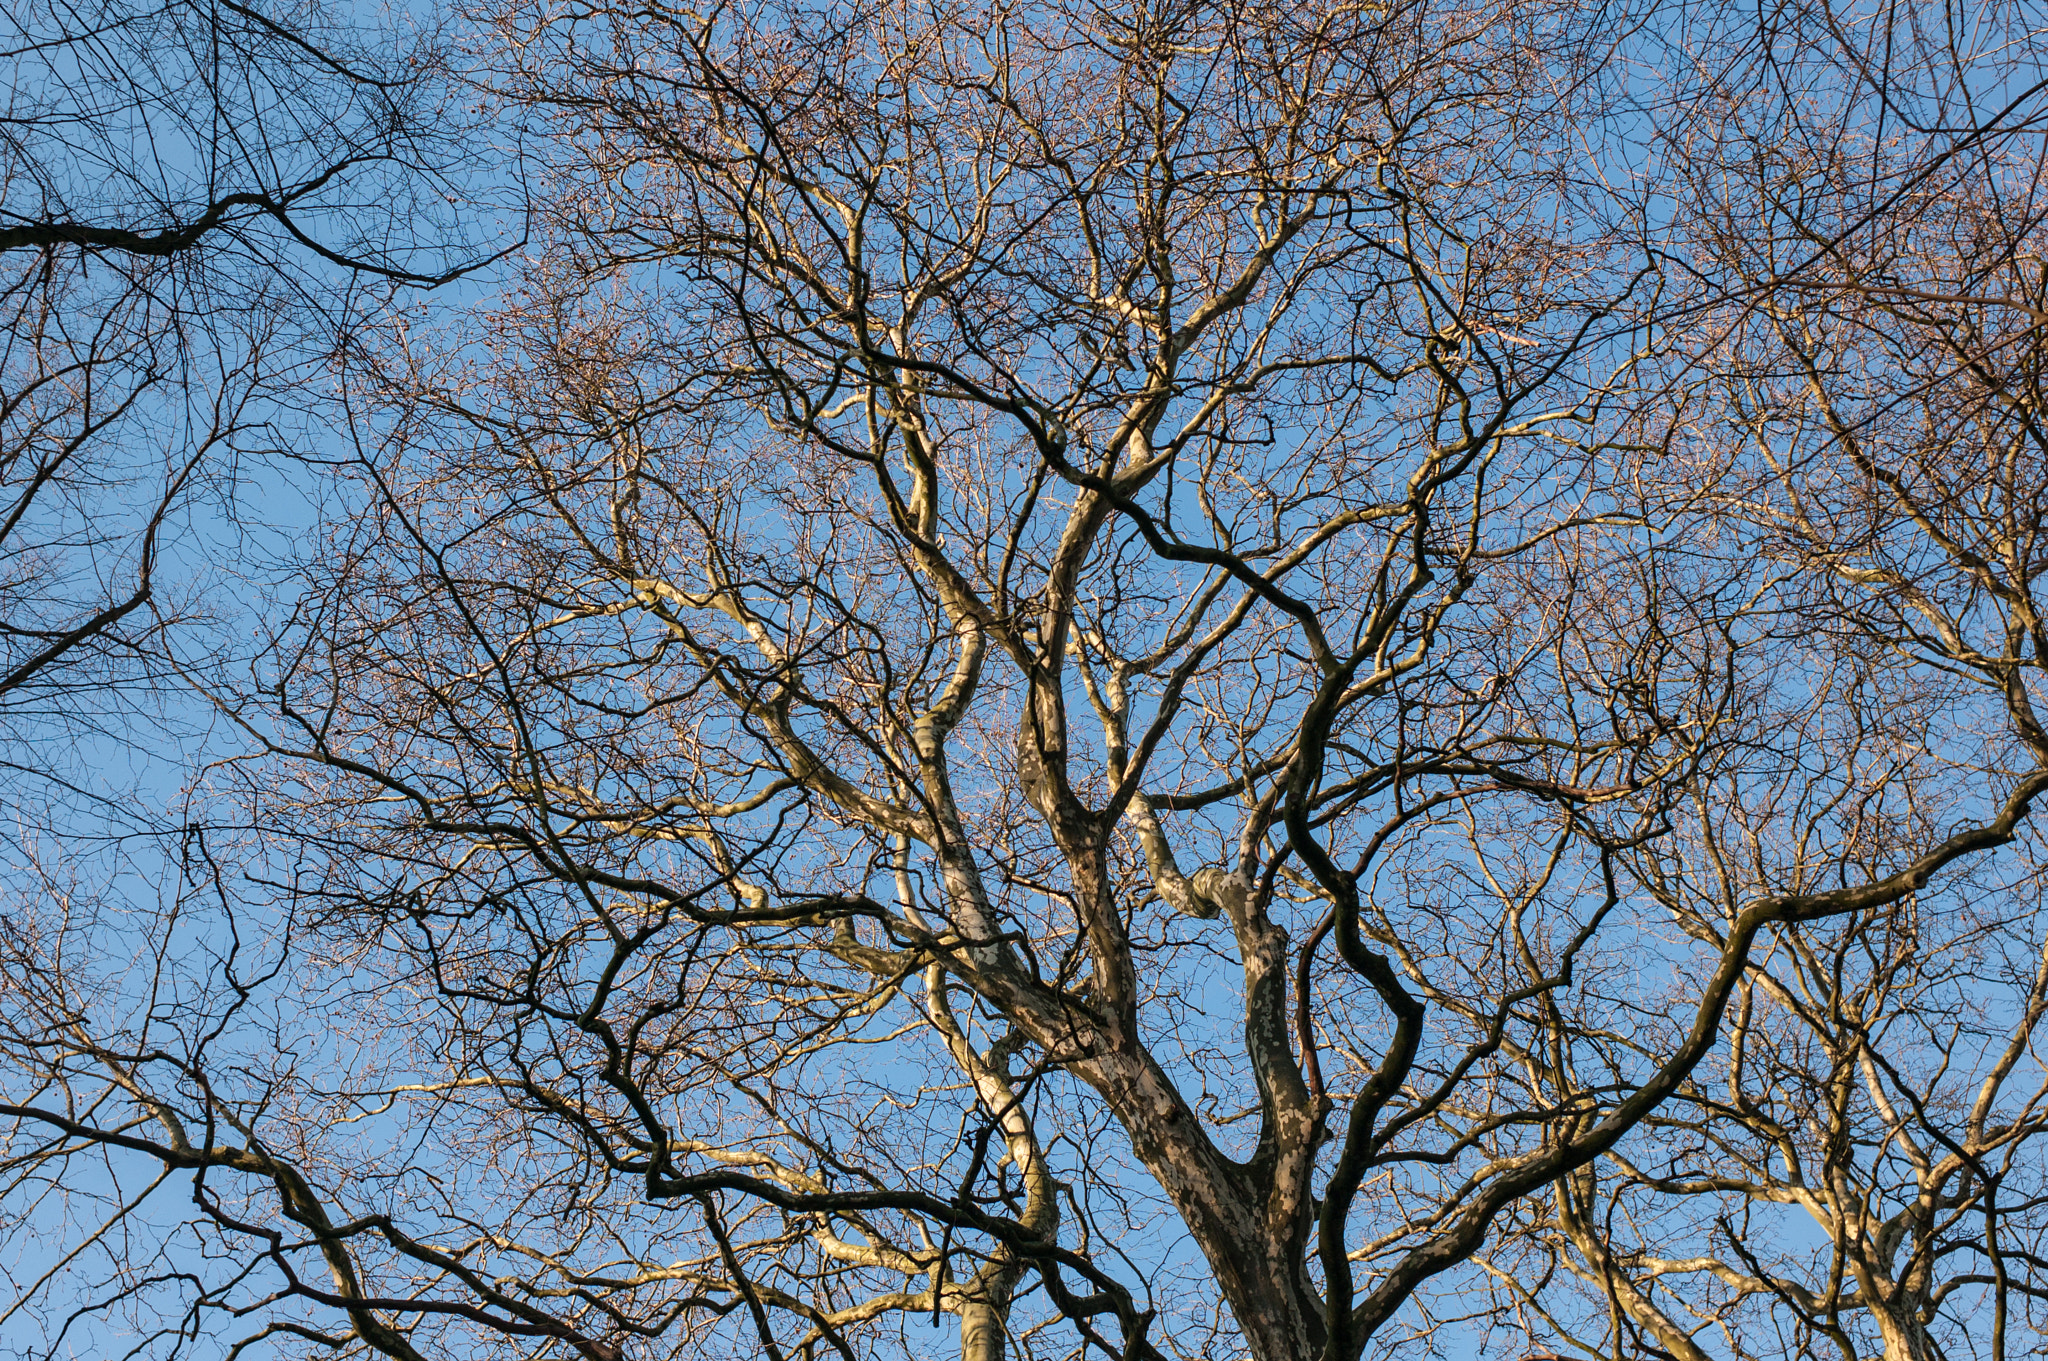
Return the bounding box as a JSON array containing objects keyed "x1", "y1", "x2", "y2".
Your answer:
[
  {"x1": 0, "y1": 1, "x2": 489, "y2": 1351},
  {"x1": 0, "y1": 0, "x2": 481, "y2": 828},
  {"x1": 3, "y1": 3, "x2": 2048, "y2": 1361},
  {"x1": 1480, "y1": 7, "x2": 2048, "y2": 1355}
]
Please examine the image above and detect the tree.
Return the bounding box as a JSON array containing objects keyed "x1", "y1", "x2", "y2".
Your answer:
[
  {"x1": 4, "y1": 2, "x2": 2048, "y2": 1361},
  {"x1": 0, "y1": 0, "x2": 479, "y2": 785},
  {"x1": 1480, "y1": 10, "x2": 2048, "y2": 1354},
  {"x1": 0, "y1": 1, "x2": 487, "y2": 1348}
]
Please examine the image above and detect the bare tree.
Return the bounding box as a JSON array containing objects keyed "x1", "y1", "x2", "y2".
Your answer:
[
  {"x1": 0, "y1": 5, "x2": 487, "y2": 1345},
  {"x1": 0, "y1": 0, "x2": 481, "y2": 743},
  {"x1": 4, "y1": 3, "x2": 2048, "y2": 1361},
  {"x1": 1474, "y1": 7, "x2": 2048, "y2": 1357}
]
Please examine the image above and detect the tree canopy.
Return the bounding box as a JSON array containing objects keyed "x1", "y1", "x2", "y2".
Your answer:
[{"x1": 6, "y1": 3, "x2": 2048, "y2": 1361}]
